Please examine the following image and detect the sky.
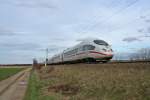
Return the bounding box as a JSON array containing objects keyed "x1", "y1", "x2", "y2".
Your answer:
[{"x1": 0, "y1": 0, "x2": 150, "y2": 64}]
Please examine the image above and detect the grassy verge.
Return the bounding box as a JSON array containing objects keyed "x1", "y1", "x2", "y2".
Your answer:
[
  {"x1": 0, "y1": 67, "x2": 25, "y2": 81},
  {"x1": 24, "y1": 71, "x2": 40, "y2": 100},
  {"x1": 24, "y1": 70, "x2": 62, "y2": 100},
  {"x1": 24, "y1": 63, "x2": 150, "y2": 100}
]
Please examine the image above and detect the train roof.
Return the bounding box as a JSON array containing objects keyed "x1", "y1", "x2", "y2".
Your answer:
[{"x1": 63, "y1": 38, "x2": 108, "y2": 52}]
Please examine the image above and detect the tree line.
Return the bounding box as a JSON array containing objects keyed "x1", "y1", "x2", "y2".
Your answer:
[{"x1": 129, "y1": 48, "x2": 150, "y2": 61}]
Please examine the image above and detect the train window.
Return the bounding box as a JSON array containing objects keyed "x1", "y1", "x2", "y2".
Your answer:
[
  {"x1": 79, "y1": 47, "x2": 83, "y2": 51},
  {"x1": 94, "y1": 40, "x2": 108, "y2": 46},
  {"x1": 102, "y1": 48, "x2": 107, "y2": 52},
  {"x1": 82, "y1": 45, "x2": 95, "y2": 51},
  {"x1": 75, "y1": 49, "x2": 78, "y2": 53},
  {"x1": 74, "y1": 48, "x2": 78, "y2": 53},
  {"x1": 64, "y1": 48, "x2": 78, "y2": 56}
]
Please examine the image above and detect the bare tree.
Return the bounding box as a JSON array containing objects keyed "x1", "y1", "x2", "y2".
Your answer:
[{"x1": 129, "y1": 48, "x2": 150, "y2": 60}]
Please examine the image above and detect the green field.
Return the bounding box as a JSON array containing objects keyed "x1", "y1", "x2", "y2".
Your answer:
[
  {"x1": 0, "y1": 67, "x2": 25, "y2": 81},
  {"x1": 25, "y1": 63, "x2": 150, "y2": 100}
]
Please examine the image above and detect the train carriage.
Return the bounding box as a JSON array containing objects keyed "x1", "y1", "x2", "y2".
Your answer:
[{"x1": 48, "y1": 38, "x2": 113, "y2": 64}]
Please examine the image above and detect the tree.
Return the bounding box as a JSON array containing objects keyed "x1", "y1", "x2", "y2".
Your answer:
[{"x1": 129, "y1": 48, "x2": 150, "y2": 60}]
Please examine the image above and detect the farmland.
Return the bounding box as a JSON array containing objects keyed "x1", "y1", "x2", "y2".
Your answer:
[
  {"x1": 0, "y1": 67, "x2": 25, "y2": 81},
  {"x1": 25, "y1": 63, "x2": 150, "y2": 100}
]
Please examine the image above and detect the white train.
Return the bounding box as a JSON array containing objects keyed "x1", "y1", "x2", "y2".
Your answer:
[{"x1": 48, "y1": 39, "x2": 113, "y2": 64}]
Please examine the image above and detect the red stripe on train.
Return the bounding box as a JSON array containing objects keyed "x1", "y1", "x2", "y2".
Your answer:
[
  {"x1": 76, "y1": 51, "x2": 113, "y2": 56},
  {"x1": 89, "y1": 51, "x2": 113, "y2": 56}
]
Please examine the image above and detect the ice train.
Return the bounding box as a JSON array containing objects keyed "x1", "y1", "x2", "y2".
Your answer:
[{"x1": 48, "y1": 39, "x2": 113, "y2": 64}]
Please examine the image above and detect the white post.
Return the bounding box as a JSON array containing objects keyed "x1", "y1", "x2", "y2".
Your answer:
[{"x1": 45, "y1": 48, "x2": 48, "y2": 67}]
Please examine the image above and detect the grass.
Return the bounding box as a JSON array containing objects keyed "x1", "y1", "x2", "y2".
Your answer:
[
  {"x1": 0, "y1": 67, "x2": 25, "y2": 81},
  {"x1": 24, "y1": 70, "x2": 65, "y2": 100},
  {"x1": 24, "y1": 71, "x2": 40, "y2": 100},
  {"x1": 25, "y1": 63, "x2": 150, "y2": 100}
]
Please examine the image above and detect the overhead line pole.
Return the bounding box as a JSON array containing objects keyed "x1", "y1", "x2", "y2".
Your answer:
[{"x1": 45, "y1": 48, "x2": 48, "y2": 67}]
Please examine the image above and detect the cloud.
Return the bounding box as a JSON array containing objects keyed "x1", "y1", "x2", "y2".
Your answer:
[
  {"x1": 145, "y1": 19, "x2": 150, "y2": 23},
  {"x1": 16, "y1": 1, "x2": 56, "y2": 9},
  {"x1": 0, "y1": 32, "x2": 16, "y2": 36},
  {"x1": 122, "y1": 27, "x2": 150, "y2": 42},
  {"x1": 137, "y1": 27, "x2": 150, "y2": 34},
  {"x1": 140, "y1": 15, "x2": 150, "y2": 23},
  {"x1": 142, "y1": 34, "x2": 150, "y2": 37},
  {"x1": 51, "y1": 38, "x2": 67, "y2": 41},
  {"x1": 140, "y1": 16, "x2": 146, "y2": 19},
  {"x1": 48, "y1": 45, "x2": 67, "y2": 53},
  {"x1": 1, "y1": 42, "x2": 41, "y2": 51},
  {"x1": 147, "y1": 27, "x2": 150, "y2": 33},
  {"x1": 38, "y1": 45, "x2": 67, "y2": 52},
  {"x1": 1, "y1": 0, "x2": 57, "y2": 9},
  {"x1": 122, "y1": 37, "x2": 141, "y2": 42},
  {"x1": 137, "y1": 28, "x2": 144, "y2": 33},
  {"x1": 0, "y1": 27, "x2": 17, "y2": 36},
  {"x1": 77, "y1": 37, "x2": 99, "y2": 42}
]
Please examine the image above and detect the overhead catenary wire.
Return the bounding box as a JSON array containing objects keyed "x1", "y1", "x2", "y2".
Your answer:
[{"x1": 78, "y1": 0, "x2": 140, "y2": 34}]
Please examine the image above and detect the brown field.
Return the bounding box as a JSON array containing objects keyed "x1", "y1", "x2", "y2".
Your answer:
[{"x1": 26, "y1": 62, "x2": 150, "y2": 100}]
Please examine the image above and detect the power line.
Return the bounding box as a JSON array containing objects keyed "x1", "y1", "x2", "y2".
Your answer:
[
  {"x1": 106, "y1": 11, "x2": 150, "y2": 35},
  {"x1": 79, "y1": 0, "x2": 140, "y2": 33},
  {"x1": 78, "y1": 0, "x2": 121, "y2": 33}
]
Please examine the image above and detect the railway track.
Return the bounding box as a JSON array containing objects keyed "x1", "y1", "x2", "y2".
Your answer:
[
  {"x1": 0, "y1": 68, "x2": 31, "y2": 100},
  {"x1": 47, "y1": 60, "x2": 150, "y2": 65},
  {"x1": 109, "y1": 60, "x2": 150, "y2": 63}
]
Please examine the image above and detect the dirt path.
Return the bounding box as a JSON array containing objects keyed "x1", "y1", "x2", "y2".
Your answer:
[{"x1": 0, "y1": 68, "x2": 31, "y2": 100}]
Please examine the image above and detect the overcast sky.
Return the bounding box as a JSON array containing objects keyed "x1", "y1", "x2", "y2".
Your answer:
[{"x1": 0, "y1": 0, "x2": 150, "y2": 64}]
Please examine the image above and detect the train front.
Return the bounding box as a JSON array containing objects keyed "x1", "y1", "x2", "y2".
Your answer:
[{"x1": 91, "y1": 39, "x2": 113, "y2": 62}]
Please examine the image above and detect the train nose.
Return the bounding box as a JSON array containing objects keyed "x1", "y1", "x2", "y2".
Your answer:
[
  {"x1": 102, "y1": 48, "x2": 113, "y2": 53},
  {"x1": 103, "y1": 49, "x2": 114, "y2": 57},
  {"x1": 106, "y1": 53, "x2": 113, "y2": 57},
  {"x1": 102, "y1": 46, "x2": 112, "y2": 51}
]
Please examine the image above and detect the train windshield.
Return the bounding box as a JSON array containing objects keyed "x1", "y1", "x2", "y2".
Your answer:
[
  {"x1": 94, "y1": 40, "x2": 108, "y2": 46},
  {"x1": 82, "y1": 45, "x2": 95, "y2": 51}
]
